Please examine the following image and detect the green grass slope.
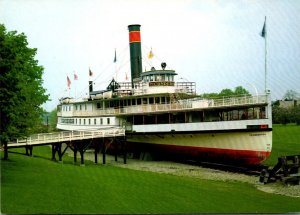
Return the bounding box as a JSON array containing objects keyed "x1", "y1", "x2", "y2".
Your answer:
[
  {"x1": 1, "y1": 124, "x2": 300, "y2": 214},
  {"x1": 1, "y1": 146, "x2": 299, "y2": 214}
]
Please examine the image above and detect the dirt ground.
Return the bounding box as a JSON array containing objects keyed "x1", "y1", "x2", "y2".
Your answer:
[{"x1": 76, "y1": 151, "x2": 300, "y2": 198}]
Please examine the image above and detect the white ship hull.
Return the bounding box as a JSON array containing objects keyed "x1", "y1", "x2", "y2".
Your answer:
[{"x1": 126, "y1": 130, "x2": 272, "y2": 165}]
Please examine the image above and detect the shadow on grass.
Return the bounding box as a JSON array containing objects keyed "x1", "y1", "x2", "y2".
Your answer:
[{"x1": 4, "y1": 149, "x2": 96, "y2": 167}]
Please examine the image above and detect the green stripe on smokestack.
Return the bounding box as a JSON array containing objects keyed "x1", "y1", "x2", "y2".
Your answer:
[{"x1": 128, "y1": 24, "x2": 142, "y2": 88}]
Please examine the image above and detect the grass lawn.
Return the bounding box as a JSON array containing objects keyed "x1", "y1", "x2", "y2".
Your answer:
[
  {"x1": 263, "y1": 124, "x2": 300, "y2": 166},
  {"x1": 1, "y1": 124, "x2": 300, "y2": 214}
]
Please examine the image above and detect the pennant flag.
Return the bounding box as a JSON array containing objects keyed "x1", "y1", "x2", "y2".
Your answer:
[
  {"x1": 113, "y1": 49, "x2": 117, "y2": 63},
  {"x1": 74, "y1": 71, "x2": 78, "y2": 80},
  {"x1": 89, "y1": 67, "x2": 93, "y2": 76},
  {"x1": 261, "y1": 17, "x2": 266, "y2": 38},
  {"x1": 67, "y1": 76, "x2": 71, "y2": 89},
  {"x1": 148, "y1": 48, "x2": 154, "y2": 59}
]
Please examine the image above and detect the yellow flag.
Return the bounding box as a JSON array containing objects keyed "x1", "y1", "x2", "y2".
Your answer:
[{"x1": 148, "y1": 48, "x2": 153, "y2": 59}]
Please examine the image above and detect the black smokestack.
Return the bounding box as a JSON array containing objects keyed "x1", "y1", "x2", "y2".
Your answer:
[{"x1": 128, "y1": 24, "x2": 142, "y2": 88}]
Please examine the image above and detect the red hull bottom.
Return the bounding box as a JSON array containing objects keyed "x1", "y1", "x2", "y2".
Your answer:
[{"x1": 126, "y1": 142, "x2": 271, "y2": 166}]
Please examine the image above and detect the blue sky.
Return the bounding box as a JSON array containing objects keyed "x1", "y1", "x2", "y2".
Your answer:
[{"x1": 1, "y1": 0, "x2": 299, "y2": 111}]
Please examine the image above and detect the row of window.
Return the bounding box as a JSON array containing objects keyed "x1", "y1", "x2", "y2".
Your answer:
[
  {"x1": 142, "y1": 74, "x2": 175, "y2": 82},
  {"x1": 60, "y1": 117, "x2": 111, "y2": 125},
  {"x1": 96, "y1": 96, "x2": 171, "y2": 109},
  {"x1": 60, "y1": 96, "x2": 175, "y2": 112},
  {"x1": 60, "y1": 104, "x2": 89, "y2": 112},
  {"x1": 125, "y1": 107, "x2": 267, "y2": 125}
]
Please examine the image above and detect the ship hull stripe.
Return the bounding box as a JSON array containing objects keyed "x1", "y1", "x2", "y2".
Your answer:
[
  {"x1": 126, "y1": 130, "x2": 272, "y2": 165},
  {"x1": 127, "y1": 128, "x2": 272, "y2": 135},
  {"x1": 126, "y1": 141, "x2": 271, "y2": 165}
]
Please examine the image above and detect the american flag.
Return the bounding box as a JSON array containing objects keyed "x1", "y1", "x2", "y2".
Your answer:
[
  {"x1": 74, "y1": 72, "x2": 78, "y2": 80},
  {"x1": 67, "y1": 76, "x2": 71, "y2": 89}
]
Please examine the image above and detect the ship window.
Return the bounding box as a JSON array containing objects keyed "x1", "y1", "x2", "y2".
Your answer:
[
  {"x1": 150, "y1": 75, "x2": 153, "y2": 81},
  {"x1": 132, "y1": 99, "x2": 136, "y2": 105},
  {"x1": 155, "y1": 97, "x2": 160, "y2": 104},
  {"x1": 85, "y1": 104, "x2": 87, "y2": 110},
  {"x1": 88, "y1": 119, "x2": 91, "y2": 125},
  {"x1": 137, "y1": 98, "x2": 141, "y2": 105},
  {"x1": 134, "y1": 115, "x2": 143, "y2": 125},
  {"x1": 69, "y1": 106, "x2": 71, "y2": 111},
  {"x1": 80, "y1": 105, "x2": 82, "y2": 110},
  {"x1": 94, "y1": 119, "x2": 97, "y2": 125},
  {"x1": 142, "y1": 98, "x2": 147, "y2": 104},
  {"x1": 166, "y1": 97, "x2": 170, "y2": 104},
  {"x1": 75, "y1": 105, "x2": 77, "y2": 111},
  {"x1": 260, "y1": 107, "x2": 266, "y2": 119},
  {"x1": 97, "y1": 103, "x2": 101, "y2": 109},
  {"x1": 161, "y1": 74, "x2": 165, "y2": 81},
  {"x1": 100, "y1": 118, "x2": 103, "y2": 125},
  {"x1": 128, "y1": 99, "x2": 131, "y2": 106},
  {"x1": 84, "y1": 119, "x2": 86, "y2": 125},
  {"x1": 161, "y1": 97, "x2": 166, "y2": 104},
  {"x1": 79, "y1": 119, "x2": 81, "y2": 124},
  {"x1": 107, "y1": 118, "x2": 110, "y2": 125},
  {"x1": 154, "y1": 75, "x2": 158, "y2": 81},
  {"x1": 149, "y1": 97, "x2": 154, "y2": 104},
  {"x1": 75, "y1": 119, "x2": 77, "y2": 124}
]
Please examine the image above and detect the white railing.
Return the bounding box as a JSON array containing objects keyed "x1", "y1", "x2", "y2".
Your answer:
[
  {"x1": 66, "y1": 95, "x2": 268, "y2": 117},
  {"x1": 7, "y1": 128, "x2": 125, "y2": 147}
]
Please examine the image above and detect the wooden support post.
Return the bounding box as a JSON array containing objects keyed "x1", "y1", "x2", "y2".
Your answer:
[
  {"x1": 25, "y1": 146, "x2": 29, "y2": 156},
  {"x1": 115, "y1": 139, "x2": 118, "y2": 162},
  {"x1": 102, "y1": 139, "x2": 106, "y2": 164},
  {"x1": 3, "y1": 141, "x2": 8, "y2": 160},
  {"x1": 80, "y1": 142, "x2": 84, "y2": 165},
  {"x1": 51, "y1": 144, "x2": 56, "y2": 160},
  {"x1": 29, "y1": 145, "x2": 33, "y2": 156},
  {"x1": 94, "y1": 143, "x2": 98, "y2": 164},
  {"x1": 74, "y1": 144, "x2": 77, "y2": 163},
  {"x1": 123, "y1": 139, "x2": 127, "y2": 164},
  {"x1": 80, "y1": 149, "x2": 84, "y2": 165},
  {"x1": 58, "y1": 143, "x2": 62, "y2": 161}
]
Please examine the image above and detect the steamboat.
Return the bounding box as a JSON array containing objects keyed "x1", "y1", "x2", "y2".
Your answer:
[{"x1": 57, "y1": 24, "x2": 272, "y2": 166}]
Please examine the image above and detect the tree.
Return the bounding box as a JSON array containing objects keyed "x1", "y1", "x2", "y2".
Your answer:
[
  {"x1": 283, "y1": 90, "x2": 299, "y2": 101},
  {"x1": 219, "y1": 88, "x2": 234, "y2": 97},
  {"x1": 0, "y1": 24, "x2": 49, "y2": 144},
  {"x1": 234, "y1": 86, "x2": 251, "y2": 96},
  {"x1": 201, "y1": 86, "x2": 251, "y2": 98},
  {"x1": 48, "y1": 109, "x2": 58, "y2": 132}
]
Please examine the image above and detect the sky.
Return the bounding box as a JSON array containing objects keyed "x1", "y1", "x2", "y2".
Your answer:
[{"x1": 1, "y1": 0, "x2": 300, "y2": 111}]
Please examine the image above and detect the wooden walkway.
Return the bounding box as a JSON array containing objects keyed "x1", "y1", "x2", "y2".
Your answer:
[
  {"x1": 4, "y1": 128, "x2": 126, "y2": 165},
  {"x1": 7, "y1": 128, "x2": 125, "y2": 148}
]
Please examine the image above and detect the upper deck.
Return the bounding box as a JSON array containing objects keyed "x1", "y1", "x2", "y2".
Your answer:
[{"x1": 57, "y1": 94, "x2": 269, "y2": 117}]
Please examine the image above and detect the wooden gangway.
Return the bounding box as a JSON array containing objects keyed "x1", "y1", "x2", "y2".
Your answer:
[{"x1": 7, "y1": 128, "x2": 125, "y2": 148}]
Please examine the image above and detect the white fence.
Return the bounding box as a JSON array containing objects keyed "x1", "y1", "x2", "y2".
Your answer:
[
  {"x1": 7, "y1": 128, "x2": 125, "y2": 148},
  {"x1": 65, "y1": 95, "x2": 268, "y2": 117}
]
